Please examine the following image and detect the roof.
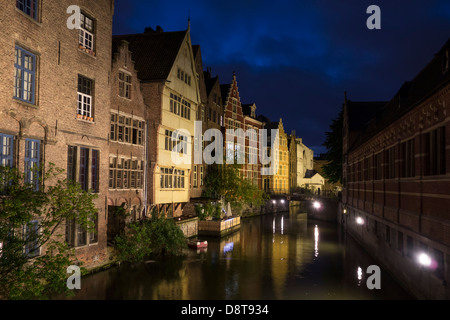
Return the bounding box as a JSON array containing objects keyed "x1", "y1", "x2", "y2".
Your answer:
[
  {"x1": 113, "y1": 27, "x2": 187, "y2": 82},
  {"x1": 304, "y1": 169, "x2": 318, "y2": 179},
  {"x1": 220, "y1": 84, "x2": 231, "y2": 105},
  {"x1": 346, "y1": 100, "x2": 387, "y2": 132},
  {"x1": 348, "y1": 37, "x2": 450, "y2": 150}
]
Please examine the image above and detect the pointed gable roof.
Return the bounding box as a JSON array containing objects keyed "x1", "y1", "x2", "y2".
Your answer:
[{"x1": 113, "y1": 27, "x2": 187, "y2": 82}]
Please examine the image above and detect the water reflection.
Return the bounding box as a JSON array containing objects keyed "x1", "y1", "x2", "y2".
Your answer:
[{"x1": 69, "y1": 206, "x2": 413, "y2": 300}]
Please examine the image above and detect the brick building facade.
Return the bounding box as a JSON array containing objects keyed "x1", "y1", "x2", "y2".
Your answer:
[
  {"x1": 107, "y1": 39, "x2": 147, "y2": 241},
  {"x1": 341, "y1": 38, "x2": 450, "y2": 299},
  {"x1": 0, "y1": 0, "x2": 114, "y2": 268},
  {"x1": 114, "y1": 25, "x2": 200, "y2": 218}
]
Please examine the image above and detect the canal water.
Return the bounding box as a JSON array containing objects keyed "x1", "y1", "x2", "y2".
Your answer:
[{"x1": 70, "y1": 207, "x2": 413, "y2": 300}]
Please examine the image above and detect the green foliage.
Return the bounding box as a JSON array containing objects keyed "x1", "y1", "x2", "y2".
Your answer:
[
  {"x1": 0, "y1": 164, "x2": 98, "y2": 300},
  {"x1": 322, "y1": 110, "x2": 343, "y2": 184},
  {"x1": 194, "y1": 205, "x2": 207, "y2": 221},
  {"x1": 203, "y1": 163, "x2": 269, "y2": 212},
  {"x1": 114, "y1": 210, "x2": 187, "y2": 262},
  {"x1": 114, "y1": 220, "x2": 153, "y2": 263},
  {"x1": 212, "y1": 203, "x2": 222, "y2": 220}
]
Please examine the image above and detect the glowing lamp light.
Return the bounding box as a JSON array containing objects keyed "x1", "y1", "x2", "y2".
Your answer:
[
  {"x1": 272, "y1": 200, "x2": 276, "y2": 204},
  {"x1": 417, "y1": 253, "x2": 432, "y2": 267},
  {"x1": 356, "y1": 217, "x2": 364, "y2": 225},
  {"x1": 280, "y1": 199, "x2": 285, "y2": 204},
  {"x1": 313, "y1": 201, "x2": 321, "y2": 209}
]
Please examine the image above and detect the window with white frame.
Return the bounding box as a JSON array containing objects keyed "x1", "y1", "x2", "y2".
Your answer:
[
  {"x1": 77, "y1": 75, "x2": 93, "y2": 118},
  {"x1": 79, "y1": 12, "x2": 94, "y2": 52}
]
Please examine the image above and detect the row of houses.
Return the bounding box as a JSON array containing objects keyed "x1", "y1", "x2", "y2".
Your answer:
[
  {"x1": 341, "y1": 37, "x2": 450, "y2": 299},
  {"x1": 0, "y1": 1, "x2": 327, "y2": 268}
]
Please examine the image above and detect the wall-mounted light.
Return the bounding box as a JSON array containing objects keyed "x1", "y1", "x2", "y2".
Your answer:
[
  {"x1": 417, "y1": 252, "x2": 432, "y2": 268},
  {"x1": 280, "y1": 199, "x2": 285, "y2": 204},
  {"x1": 356, "y1": 217, "x2": 364, "y2": 225}
]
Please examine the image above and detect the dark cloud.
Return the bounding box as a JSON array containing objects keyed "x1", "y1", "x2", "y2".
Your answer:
[{"x1": 113, "y1": 0, "x2": 450, "y2": 155}]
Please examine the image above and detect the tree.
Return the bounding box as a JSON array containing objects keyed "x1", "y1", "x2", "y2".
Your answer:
[
  {"x1": 114, "y1": 209, "x2": 186, "y2": 263},
  {"x1": 322, "y1": 110, "x2": 343, "y2": 184},
  {"x1": 0, "y1": 164, "x2": 98, "y2": 299},
  {"x1": 203, "y1": 163, "x2": 269, "y2": 211}
]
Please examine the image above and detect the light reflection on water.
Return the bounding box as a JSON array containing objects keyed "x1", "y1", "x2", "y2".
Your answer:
[{"x1": 68, "y1": 207, "x2": 413, "y2": 300}]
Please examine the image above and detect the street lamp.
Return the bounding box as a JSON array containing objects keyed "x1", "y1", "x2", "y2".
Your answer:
[{"x1": 313, "y1": 201, "x2": 321, "y2": 209}]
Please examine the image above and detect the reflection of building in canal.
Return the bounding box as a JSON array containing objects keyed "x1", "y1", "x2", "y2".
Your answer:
[{"x1": 261, "y1": 213, "x2": 315, "y2": 299}]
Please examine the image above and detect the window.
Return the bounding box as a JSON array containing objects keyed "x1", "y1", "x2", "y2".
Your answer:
[
  {"x1": 164, "y1": 130, "x2": 188, "y2": 154},
  {"x1": 0, "y1": 134, "x2": 14, "y2": 191},
  {"x1": 67, "y1": 146, "x2": 100, "y2": 193},
  {"x1": 16, "y1": 0, "x2": 38, "y2": 20},
  {"x1": 160, "y1": 168, "x2": 173, "y2": 189},
  {"x1": 79, "y1": 148, "x2": 89, "y2": 191},
  {"x1": 432, "y1": 249, "x2": 445, "y2": 280},
  {"x1": 24, "y1": 139, "x2": 40, "y2": 191},
  {"x1": 424, "y1": 127, "x2": 446, "y2": 176},
  {"x1": 401, "y1": 139, "x2": 415, "y2": 178},
  {"x1": 110, "y1": 113, "x2": 144, "y2": 145},
  {"x1": 77, "y1": 75, "x2": 93, "y2": 119},
  {"x1": 397, "y1": 231, "x2": 404, "y2": 253},
  {"x1": 91, "y1": 150, "x2": 99, "y2": 193},
  {"x1": 79, "y1": 12, "x2": 94, "y2": 52},
  {"x1": 67, "y1": 145, "x2": 77, "y2": 183},
  {"x1": 14, "y1": 46, "x2": 36, "y2": 104},
  {"x1": 66, "y1": 213, "x2": 98, "y2": 248},
  {"x1": 177, "y1": 68, "x2": 191, "y2": 85},
  {"x1": 0, "y1": 134, "x2": 14, "y2": 168},
  {"x1": 406, "y1": 236, "x2": 414, "y2": 258},
  {"x1": 193, "y1": 165, "x2": 198, "y2": 188},
  {"x1": 385, "y1": 147, "x2": 396, "y2": 179},
  {"x1": 363, "y1": 158, "x2": 369, "y2": 181},
  {"x1": 373, "y1": 152, "x2": 382, "y2": 180},
  {"x1": 118, "y1": 71, "x2": 131, "y2": 99},
  {"x1": 170, "y1": 93, "x2": 191, "y2": 120},
  {"x1": 200, "y1": 166, "x2": 204, "y2": 187},
  {"x1": 232, "y1": 98, "x2": 237, "y2": 113},
  {"x1": 159, "y1": 168, "x2": 185, "y2": 189},
  {"x1": 109, "y1": 157, "x2": 144, "y2": 190},
  {"x1": 24, "y1": 220, "x2": 40, "y2": 258}
]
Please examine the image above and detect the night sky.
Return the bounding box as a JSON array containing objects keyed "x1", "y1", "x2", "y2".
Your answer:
[{"x1": 112, "y1": 0, "x2": 450, "y2": 155}]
